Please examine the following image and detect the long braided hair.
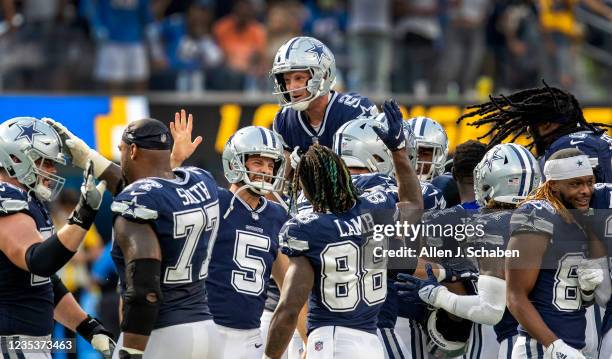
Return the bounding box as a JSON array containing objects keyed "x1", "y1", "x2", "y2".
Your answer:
[
  {"x1": 457, "y1": 82, "x2": 611, "y2": 155},
  {"x1": 292, "y1": 144, "x2": 359, "y2": 214}
]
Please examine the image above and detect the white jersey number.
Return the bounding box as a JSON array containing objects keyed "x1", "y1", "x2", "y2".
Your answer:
[
  {"x1": 320, "y1": 239, "x2": 386, "y2": 312},
  {"x1": 164, "y1": 201, "x2": 219, "y2": 284},
  {"x1": 231, "y1": 230, "x2": 271, "y2": 296},
  {"x1": 553, "y1": 253, "x2": 585, "y2": 311}
]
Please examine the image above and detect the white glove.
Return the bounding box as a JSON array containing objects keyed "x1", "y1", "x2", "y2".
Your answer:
[
  {"x1": 91, "y1": 334, "x2": 116, "y2": 359},
  {"x1": 43, "y1": 117, "x2": 111, "y2": 178},
  {"x1": 290, "y1": 146, "x2": 301, "y2": 170},
  {"x1": 544, "y1": 339, "x2": 585, "y2": 359},
  {"x1": 578, "y1": 259, "x2": 604, "y2": 292}
]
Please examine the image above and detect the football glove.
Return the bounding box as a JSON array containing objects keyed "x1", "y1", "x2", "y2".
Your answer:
[
  {"x1": 544, "y1": 339, "x2": 585, "y2": 359},
  {"x1": 76, "y1": 315, "x2": 116, "y2": 359},
  {"x1": 68, "y1": 160, "x2": 106, "y2": 230},
  {"x1": 43, "y1": 117, "x2": 111, "y2": 178},
  {"x1": 372, "y1": 100, "x2": 405, "y2": 151}
]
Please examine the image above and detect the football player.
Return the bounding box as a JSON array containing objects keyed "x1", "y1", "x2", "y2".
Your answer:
[
  {"x1": 505, "y1": 148, "x2": 603, "y2": 359},
  {"x1": 333, "y1": 116, "x2": 456, "y2": 359},
  {"x1": 397, "y1": 143, "x2": 543, "y2": 359},
  {"x1": 205, "y1": 126, "x2": 307, "y2": 358},
  {"x1": 270, "y1": 36, "x2": 378, "y2": 172},
  {"x1": 587, "y1": 183, "x2": 612, "y2": 359},
  {"x1": 108, "y1": 118, "x2": 222, "y2": 358},
  {"x1": 458, "y1": 82, "x2": 612, "y2": 183},
  {"x1": 405, "y1": 116, "x2": 460, "y2": 207},
  {"x1": 0, "y1": 117, "x2": 114, "y2": 358},
  {"x1": 264, "y1": 100, "x2": 424, "y2": 359}
]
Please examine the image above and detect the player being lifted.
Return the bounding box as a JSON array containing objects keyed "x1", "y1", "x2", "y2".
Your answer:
[
  {"x1": 505, "y1": 148, "x2": 605, "y2": 359},
  {"x1": 397, "y1": 143, "x2": 543, "y2": 359},
  {"x1": 270, "y1": 36, "x2": 378, "y2": 171},
  {"x1": 0, "y1": 117, "x2": 114, "y2": 358},
  {"x1": 204, "y1": 126, "x2": 307, "y2": 358},
  {"x1": 264, "y1": 100, "x2": 424, "y2": 359}
]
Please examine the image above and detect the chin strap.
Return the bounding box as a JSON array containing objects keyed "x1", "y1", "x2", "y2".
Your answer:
[{"x1": 223, "y1": 184, "x2": 251, "y2": 219}]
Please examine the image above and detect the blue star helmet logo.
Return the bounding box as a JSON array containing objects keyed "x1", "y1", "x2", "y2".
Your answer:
[
  {"x1": 306, "y1": 43, "x2": 329, "y2": 64},
  {"x1": 483, "y1": 147, "x2": 504, "y2": 172},
  {"x1": 576, "y1": 160, "x2": 584, "y2": 167},
  {"x1": 15, "y1": 122, "x2": 44, "y2": 144}
]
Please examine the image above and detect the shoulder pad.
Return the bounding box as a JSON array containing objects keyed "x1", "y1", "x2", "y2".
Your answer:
[
  {"x1": 510, "y1": 201, "x2": 555, "y2": 236},
  {"x1": 111, "y1": 195, "x2": 159, "y2": 222},
  {"x1": 0, "y1": 182, "x2": 29, "y2": 215},
  {"x1": 124, "y1": 179, "x2": 163, "y2": 195},
  {"x1": 279, "y1": 220, "x2": 310, "y2": 255}
]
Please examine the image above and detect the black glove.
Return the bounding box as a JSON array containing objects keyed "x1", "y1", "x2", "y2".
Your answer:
[
  {"x1": 76, "y1": 315, "x2": 116, "y2": 359},
  {"x1": 372, "y1": 99, "x2": 406, "y2": 151},
  {"x1": 440, "y1": 259, "x2": 479, "y2": 282},
  {"x1": 119, "y1": 349, "x2": 144, "y2": 359},
  {"x1": 68, "y1": 160, "x2": 106, "y2": 230}
]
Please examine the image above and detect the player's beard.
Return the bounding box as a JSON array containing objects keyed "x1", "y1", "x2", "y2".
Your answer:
[{"x1": 558, "y1": 191, "x2": 576, "y2": 210}]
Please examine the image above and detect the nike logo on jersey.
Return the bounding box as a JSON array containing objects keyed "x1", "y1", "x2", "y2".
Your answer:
[
  {"x1": 569, "y1": 140, "x2": 584, "y2": 145},
  {"x1": 130, "y1": 191, "x2": 147, "y2": 196},
  {"x1": 254, "y1": 344, "x2": 263, "y2": 348}
]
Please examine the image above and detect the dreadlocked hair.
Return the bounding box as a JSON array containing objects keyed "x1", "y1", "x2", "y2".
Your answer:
[
  {"x1": 292, "y1": 144, "x2": 359, "y2": 214},
  {"x1": 457, "y1": 81, "x2": 612, "y2": 153},
  {"x1": 521, "y1": 148, "x2": 587, "y2": 223},
  {"x1": 451, "y1": 140, "x2": 488, "y2": 182}
]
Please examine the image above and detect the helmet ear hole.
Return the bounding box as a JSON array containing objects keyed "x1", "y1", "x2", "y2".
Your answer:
[{"x1": 9, "y1": 154, "x2": 21, "y2": 164}]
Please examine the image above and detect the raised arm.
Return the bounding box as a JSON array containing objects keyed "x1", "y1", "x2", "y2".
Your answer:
[{"x1": 265, "y1": 255, "x2": 314, "y2": 359}]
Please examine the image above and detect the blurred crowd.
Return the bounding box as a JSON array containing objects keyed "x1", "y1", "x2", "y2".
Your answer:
[{"x1": 0, "y1": 0, "x2": 611, "y2": 96}]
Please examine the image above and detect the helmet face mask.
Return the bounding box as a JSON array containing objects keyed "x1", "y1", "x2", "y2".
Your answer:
[
  {"x1": 473, "y1": 143, "x2": 542, "y2": 207},
  {"x1": 407, "y1": 117, "x2": 449, "y2": 181},
  {"x1": 271, "y1": 37, "x2": 336, "y2": 111},
  {"x1": 333, "y1": 115, "x2": 418, "y2": 177},
  {"x1": 0, "y1": 117, "x2": 66, "y2": 201},
  {"x1": 222, "y1": 126, "x2": 286, "y2": 195}
]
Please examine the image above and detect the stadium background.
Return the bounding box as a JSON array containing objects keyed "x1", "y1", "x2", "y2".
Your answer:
[{"x1": 0, "y1": 0, "x2": 611, "y2": 357}]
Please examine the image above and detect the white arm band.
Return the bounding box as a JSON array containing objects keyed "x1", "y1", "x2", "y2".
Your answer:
[
  {"x1": 594, "y1": 257, "x2": 611, "y2": 307},
  {"x1": 89, "y1": 150, "x2": 112, "y2": 178},
  {"x1": 432, "y1": 275, "x2": 506, "y2": 326}
]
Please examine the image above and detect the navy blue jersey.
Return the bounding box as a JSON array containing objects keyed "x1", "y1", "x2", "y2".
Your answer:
[
  {"x1": 431, "y1": 173, "x2": 460, "y2": 208},
  {"x1": 396, "y1": 202, "x2": 479, "y2": 320},
  {"x1": 350, "y1": 172, "x2": 446, "y2": 328},
  {"x1": 111, "y1": 167, "x2": 219, "y2": 330},
  {"x1": 352, "y1": 173, "x2": 446, "y2": 211},
  {"x1": 206, "y1": 188, "x2": 288, "y2": 329},
  {"x1": 280, "y1": 190, "x2": 397, "y2": 333},
  {"x1": 591, "y1": 183, "x2": 612, "y2": 335},
  {"x1": 544, "y1": 130, "x2": 612, "y2": 183},
  {"x1": 0, "y1": 182, "x2": 55, "y2": 336},
  {"x1": 510, "y1": 200, "x2": 589, "y2": 349},
  {"x1": 272, "y1": 91, "x2": 378, "y2": 150},
  {"x1": 473, "y1": 210, "x2": 519, "y2": 342}
]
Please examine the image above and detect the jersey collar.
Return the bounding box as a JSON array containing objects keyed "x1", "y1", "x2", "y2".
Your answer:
[{"x1": 297, "y1": 91, "x2": 338, "y2": 140}]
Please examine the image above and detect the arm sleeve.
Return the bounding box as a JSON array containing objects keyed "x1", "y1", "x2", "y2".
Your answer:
[{"x1": 432, "y1": 275, "x2": 507, "y2": 326}]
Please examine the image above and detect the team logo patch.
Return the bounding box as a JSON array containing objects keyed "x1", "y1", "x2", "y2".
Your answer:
[{"x1": 314, "y1": 340, "x2": 324, "y2": 351}]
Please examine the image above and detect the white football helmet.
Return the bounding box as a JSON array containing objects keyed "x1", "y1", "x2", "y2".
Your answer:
[
  {"x1": 406, "y1": 116, "x2": 448, "y2": 181},
  {"x1": 222, "y1": 126, "x2": 285, "y2": 195},
  {"x1": 0, "y1": 117, "x2": 66, "y2": 201},
  {"x1": 474, "y1": 143, "x2": 542, "y2": 207},
  {"x1": 333, "y1": 115, "x2": 417, "y2": 176},
  {"x1": 270, "y1": 36, "x2": 336, "y2": 111}
]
